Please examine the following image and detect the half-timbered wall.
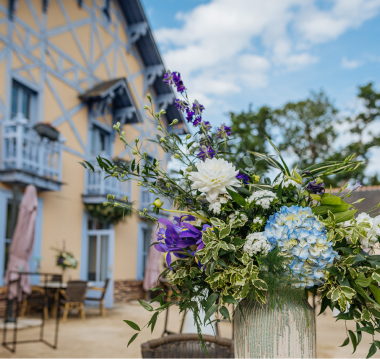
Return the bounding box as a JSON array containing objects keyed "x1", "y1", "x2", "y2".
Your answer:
[{"x1": 0, "y1": 0, "x2": 167, "y2": 282}]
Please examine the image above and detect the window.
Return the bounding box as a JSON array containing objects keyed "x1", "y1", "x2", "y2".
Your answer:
[
  {"x1": 91, "y1": 126, "x2": 111, "y2": 156},
  {"x1": 141, "y1": 227, "x2": 152, "y2": 278},
  {"x1": 11, "y1": 81, "x2": 35, "y2": 120}
]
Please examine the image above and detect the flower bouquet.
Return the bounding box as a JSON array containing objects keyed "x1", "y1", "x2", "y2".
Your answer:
[
  {"x1": 82, "y1": 71, "x2": 380, "y2": 358},
  {"x1": 54, "y1": 249, "x2": 78, "y2": 270}
]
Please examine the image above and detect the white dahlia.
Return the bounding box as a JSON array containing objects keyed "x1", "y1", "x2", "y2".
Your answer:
[{"x1": 188, "y1": 158, "x2": 240, "y2": 202}]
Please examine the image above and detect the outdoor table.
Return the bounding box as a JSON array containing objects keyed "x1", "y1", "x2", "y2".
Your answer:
[{"x1": 36, "y1": 282, "x2": 67, "y2": 289}]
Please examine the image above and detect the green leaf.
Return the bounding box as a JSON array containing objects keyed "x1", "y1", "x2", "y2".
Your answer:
[
  {"x1": 374, "y1": 341, "x2": 380, "y2": 350},
  {"x1": 369, "y1": 308, "x2": 380, "y2": 319},
  {"x1": 348, "y1": 330, "x2": 357, "y2": 353},
  {"x1": 137, "y1": 299, "x2": 153, "y2": 312},
  {"x1": 252, "y1": 279, "x2": 268, "y2": 291},
  {"x1": 355, "y1": 273, "x2": 372, "y2": 287},
  {"x1": 331, "y1": 288, "x2": 340, "y2": 302},
  {"x1": 232, "y1": 237, "x2": 246, "y2": 248},
  {"x1": 250, "y1": 151, "x2": 284, "y2": 171},
  {"x1": 372, "y1": 272, "x2": 380, "y2": 285},
  {"x1": 226, "y1": 188, "x2": 247, "y2": 207},
  {"x1": 356, "y1": 323, "x2": 362, "y2": 345},
  {"x1": 353, "y1": 283, "x2": 379, "y2": 307},
  {"x1": 277, "y1": 182, "x2": 283, "y2": 201},
  {"x1": 223, "y1": 294, "x2": 237, "y2": 305},
  {"x1": 367, "y1": 343, "x2": 377, "y2": 359},
  {"x1": 150, "y1": 287, "x2": 164, "y2": 292},
  {"x1": 210, "y1": 261, "x2": 216, "y2": 279},
  {"x1": 318, "y1": 296, "x2": 330, "y2": 316},
  {"x1": 340, "y1": 286, "x2": 356, "y2": 299},
  {"x1": 369, "y1": 284, "x2": 380, "y2": 305},
  {"x1": 123, "y1": 320, "x2": 140, "y2": 331},
  {"x1": 235, "y1": 187, "x2": 252, "y2": 196},
  {"x1": 127, "y1": 333, "x2": 138, "y2": 347},
  {"x1": 205, "y1": 293, "x2": 219, "y2": 313},
  {"x1": 210, "y1": 217, "x2": 224, "y2": 227},
  {"x1": 204, "y1": 304, "x2": 218, "y2": 325},
  {"x1": 219, "y1": 306, "x2": 230, "y2": 321},
  {"x1": 150, "y1": 312, "x2": 159, "y2": 333},
  {"x1": 334, "y1": 210, "x2": 358, "y2": 223},
  {"x1": 243, "y1": 156, "x2": 253, "y2": 167},
  {"x1": 357, "y1": 326, "x2": 374, "y2": 335},
  {"x1": 219, "y1": 225, "x2": 231, "y2": 239},
  {"x1": 339, "y1": 337, "x2": 350, "y2": 347},
  {"x1": 217, "y1": 259, "x2": 228, "y2": 268},
  {"x1": 266, "y1": 137, "x2": 290, "y2": 175}
]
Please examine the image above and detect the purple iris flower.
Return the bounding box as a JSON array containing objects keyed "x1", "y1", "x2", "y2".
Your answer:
[
  {"x1": 307, "y1": 180, "x2": 325, "y2": 194},
  {"x1": 188, "y1": 250, "x2": 206, "y2": 271},
  {"x1": 351, "y1": 181, "x2": 363, "y2": 192},
  {"x1": 216, "y1": 124, "x2": 232, "y2": 139},
  {"x1": 196, "y1": 224, "x2": 214, "y2": 251},
  {"x1": 154, "y1": 217, "x2": 200, "y2": 270},
  {"x1": 192, "y1": 100, "x2": 205, "y2": 116},
  {"x1": 237, "y1": 171, "x2": 250, "y2": 184},
  {"x1": 174, "y1": 99, "x2": 188, "y2": 112},
  {"x1": 197, "y1": 146, "x2": 216, "y2": 161}
]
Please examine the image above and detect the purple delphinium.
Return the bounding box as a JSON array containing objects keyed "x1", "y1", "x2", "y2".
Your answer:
[
  {"x1": 198, "y1": 121, "x2": 212, "y2": 133},
  {"x1": 307, "y1": 180, "x2": 325, "y2": 194},
  {"x1": 185, "y1": 108, "x2": 195, "y2": 123},
  {"x1": 163, "y1": 70, "x2": 175, "y2": 86},
  {"x1": 193, "y1": 116, "x2": 202, "y2": 126},
  {"x1": 216, "y1": 124, "x2": 232, "y2": 139},
  {"x1": 199, "y1": 135, "x2": 213, "y2": 146},
  {"x1": 163, "y1": 70, "x2": 186, "y2": 93},
  {"x1": 197, "y1": 146, "x2": 216, "y2": 161},
  {"x1": 192, "y1": 100, "x2": 205, "y2": 116},
  {"x1": 237, "y1": 171, "x2": 250, "y2": 184},
  {"x1": 351, "y1": 181, "x2": 363, "y2": 192},
  {"x1": 174, "y1": 99, "x2": 188, "y2": 112}
]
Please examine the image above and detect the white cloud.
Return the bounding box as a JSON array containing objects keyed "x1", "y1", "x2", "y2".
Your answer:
[
  {"x1": 341, "y1": 56, "x2": 363, "y2": 69},
  {"x1": 154, "y1": 0, "x2": 380, "y2": 100}
]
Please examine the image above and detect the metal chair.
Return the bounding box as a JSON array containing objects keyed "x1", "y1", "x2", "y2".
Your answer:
[
  {"x1": 19, "y1": 286, "x2": 49, "y2": 320},
  {"x1": 85, "y1": 278, "x2": 110, "y2": 317},
  {"x1": 58, "y1": 280, "x2": 88, "y2": 322},
  {"x1": 141, "y1": 334, "x2": 234, "y2": 358}
]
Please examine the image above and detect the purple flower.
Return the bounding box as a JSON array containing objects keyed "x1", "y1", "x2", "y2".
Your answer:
[
  {"x1": 185, "y1": 108, "x2": 195, "y2": 123},
  {"x1": 216, "y1": 124, "x2": 232, "y2": 139},
  {"x1": 307, "y1": 180, "x2": 325, "y2": 195},
  {"x1": 192, "y1": 100, "x2": 205, "y2": 116},
  {"x1": 188, "y1": 250, "x2": 206, "y2": 271},
  {"x1": 174, "y1": 99, "x2": 188, "y2": 112},
  {"x1": 154, "y1": 217, "x2": 200, "y2": 270},
  {"x1": 198, "y1": 121, "x2": 212, "y2": 133},
  {"x1": 351, "y1": 181, "x2": 363, "y2": 192},
  {"x1": 199, "y1": 135, "x2": 213, "y2": 146},
  {"x1": 173, "y1": 72, "x2": 186, "y2": 93},
  {"x1": 197, "y1": 146, "x2": 216, "y2": 161},
  {"x1": 237, "y1": 171, "x2": 250, "y2": 184},
  {"x1": 163, "y1": 70, "x2": 175, "y2": 86},
  {"x1": 193, "y1": 116, "x2": 202, "y2": 126}
]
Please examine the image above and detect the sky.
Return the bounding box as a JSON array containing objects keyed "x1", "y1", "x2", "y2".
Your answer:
[{"x1": 141, "y1": 0, "x2": 380, "y2": 175}]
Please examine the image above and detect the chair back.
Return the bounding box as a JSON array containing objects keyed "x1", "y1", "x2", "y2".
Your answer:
[
  {"x1": 66, "y1": 281, "x2": 88, "y2": 302},
  {"x1": 51, "y1": 274, "x2": 62, "y2": 282},
  {"x1": 100, "y1": 278, "x2": 110, "y2": 300},
  {"x1": 141, "y1": 334, "x2": 234, "y2": 358}
]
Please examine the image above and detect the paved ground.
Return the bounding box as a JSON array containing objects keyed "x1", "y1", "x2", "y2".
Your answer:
[{"x1": 0, "y1": 301, "x2": 378, "y2": 358}]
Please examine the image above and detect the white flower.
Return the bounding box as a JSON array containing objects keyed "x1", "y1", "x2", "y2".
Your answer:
[
  {"x1": 209, "y1": 201, "x2": 221, "y2": 214},
  {"x1": 219, "y1": 197, "x2": 228, "y2": 204},
  {"x1": 273, "y1": 177, "x2": 298, "y2": 188},
  {"x1": 243, "y1": 232, "x2": 271, "y2": 255},
  {"x1": 253, "y1": 217, "x2": 263, "y2": 225},
  {"x1": 248, "y1": 190, "x2": 276, "y2": 209},
  {"x1": 344, "y1": 213, "x2": 380, "y2": 249},
  {"x1": 188, "y1": 158, "x2": 240, "y2": 202}
]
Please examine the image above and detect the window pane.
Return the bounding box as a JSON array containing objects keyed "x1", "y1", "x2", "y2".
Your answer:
[
  {"x1": 11, "y1": 85, "x2": 18, "y2": 118},
  {"x1": 88, "y1": 235, "x2": 97, "y2": 281},
  {"x1": 21, "y1": 89, "x2": 30, "y2": 119},
  {"x1": 99, "y1": 235, "x2": 109, "y2": 281},
  {"x1": 142, "y1": 228, "x2": 151, "y2": 277}
]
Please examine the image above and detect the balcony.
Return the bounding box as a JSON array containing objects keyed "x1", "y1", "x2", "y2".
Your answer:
[
  {"x1": 83, "y1": 168, "x2": 132, "y2": 204},
  {"x1": 0, "y1": 116, "x2": 64, "y2": 191}
]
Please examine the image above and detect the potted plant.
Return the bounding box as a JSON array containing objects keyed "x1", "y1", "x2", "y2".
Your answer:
[{"x1": 34, "y1": 122, "x2": 60, "y2": 141}]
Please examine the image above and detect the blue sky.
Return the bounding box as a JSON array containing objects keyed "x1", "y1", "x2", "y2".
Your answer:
[{"x1": 141, "y1": 0, "x2": 380, "y2": 174}]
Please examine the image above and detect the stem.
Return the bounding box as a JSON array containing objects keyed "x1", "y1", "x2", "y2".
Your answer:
[{"x1": 160, "y1": 208, "x2": 210, "y2": 223}]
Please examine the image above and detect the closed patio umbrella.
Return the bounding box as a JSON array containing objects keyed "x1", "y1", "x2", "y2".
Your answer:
[
  {"x1": 143, "y1": 226, "x2": 161, "y2": 292},
  {"x1": 5, "y1": 185, "x2": 38, "y2": 300}
]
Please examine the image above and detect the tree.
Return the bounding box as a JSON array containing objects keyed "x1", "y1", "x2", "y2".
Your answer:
[
  {"x1": 324, "y1": 83, "x2": 380, "y2": 187},
  {"x1": 274, "y1": 91, "x2": 338, "y2": 170},
  {"x1": 227, "y1": 105, "x2": 273, "y2": 171}
]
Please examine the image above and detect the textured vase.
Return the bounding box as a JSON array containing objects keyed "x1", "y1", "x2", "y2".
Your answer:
[{"x1": 234, "y1": 290, "x2": 316, "y2": 358}]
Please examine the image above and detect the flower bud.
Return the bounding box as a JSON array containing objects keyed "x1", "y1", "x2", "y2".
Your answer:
[
  {"x1": 166, "y1": 183, "x2": 171, "y2": 188},
  {"x1": 155, "y1": 112, "x2": 159, "y2": 118},
  {"x1": 123, "y1": 195, "x2": 128, "y2": 201},
  {"x1": 174, "y1": 154, "x2": 181, "y2": 159},
  {"x1": 112, "y1": 172, "x2": 118, "y2": 177},
  {"x1": 114, "y1": 203, "x2": 119, "y2": 207},
  {"x1": 153, "y1": 199, "x2": 163, "y2": 208},
  {"x1": 147, "y1": 94, "x2": 152, "y2": 102},
  {"x1": 144, "y1": 105, "x2": 149, "y2": 110},
  {"x1": 186, "y1": 166, "x2": 193, "y2": 172},
  {"x1": 149, "y1": 189, "x2": 154, "y2": 193},
  {"x1": 121, "y1": 131, "x2": 125, "y2": 136},
  {"x1": 143, "y1": 152, "x2": 148, "y2": 158},
  {"x1": 186, "y1": 134, "x2": 191, "y2": 139},
  {"x1": 135, "y1": 138, "x2": 139, "y2": 144},
  {"x1": 103, "y1": 202, "x2": 109, "y2": 206},
  {"x1": 143, "y1": 208, "x2": 148, "y2": 213},
  {"x1": 170, "y1": 119, "x2": 178, "y2": 126},
  {"x1": 160, "y1": 109, "x2": 166, "y2": 115},
  {"x1": 252, "y1": 175, "x2": 260, "y2": 183},
  {"x1": 132, "y1": 150, "x2": 138, "y2": 155},
  {"x1": 160, "y1": 138, "x2": 167, "y2": 143},
  {"x1": 157, "y1": 126, "x2": 162, "y2": 131},
  {"x1": 137, "y1": 182, "x2": 142, "y2": 186}
]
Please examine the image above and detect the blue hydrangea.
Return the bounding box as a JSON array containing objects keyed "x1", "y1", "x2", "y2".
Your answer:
[{"x1": 263, "y1": 205, "x2": 339, "y2": 288}]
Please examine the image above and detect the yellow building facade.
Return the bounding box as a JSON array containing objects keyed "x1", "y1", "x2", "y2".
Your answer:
[{"x1": 0, "y1": 0, "x2": 187, "y2": 307}]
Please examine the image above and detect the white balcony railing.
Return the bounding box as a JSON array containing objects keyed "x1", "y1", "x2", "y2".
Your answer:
[{"x1": 0, "y1": 116, "x2": 63, "y2": 189}]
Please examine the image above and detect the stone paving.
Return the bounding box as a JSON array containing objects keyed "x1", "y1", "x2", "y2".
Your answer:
[{"x1": 0, "y1": 301, "x2": 378, "y2": 358}]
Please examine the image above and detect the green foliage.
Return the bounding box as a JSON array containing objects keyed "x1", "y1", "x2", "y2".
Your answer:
[{"x1": 84, "y1": 203, "x2": 130, "y2": 225}]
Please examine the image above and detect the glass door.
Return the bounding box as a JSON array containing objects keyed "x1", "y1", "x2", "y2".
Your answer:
[{"x1": 86, "y1": 219, "x2": 114, "y2": 308}]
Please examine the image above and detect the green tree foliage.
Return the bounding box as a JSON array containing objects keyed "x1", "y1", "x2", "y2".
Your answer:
[
  {"x1": 324, "y1": 83, "x2": 380, "y2": 187},
  {"x1": 273, "y1": 91, "x2": 338, "y2": 169},
  {"x1": 227, "y1": 105, "x2": 273, "y2": 171}
]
